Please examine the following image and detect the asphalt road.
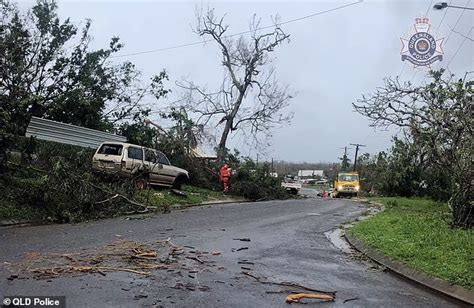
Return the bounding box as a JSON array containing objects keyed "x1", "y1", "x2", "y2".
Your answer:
[{"x1": 0, "y1": 191, "x2": 456, "y2": 307}]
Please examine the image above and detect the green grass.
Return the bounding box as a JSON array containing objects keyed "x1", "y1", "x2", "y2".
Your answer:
[
  {"x1": 137, "y1": 185, "x2": 228, "y2": 209},
  {"x1": 350, "y1": 197, "x2": 474, "y2": 290}
]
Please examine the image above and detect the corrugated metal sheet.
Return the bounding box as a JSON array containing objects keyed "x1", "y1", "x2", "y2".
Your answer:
[
  {"x1": 298, "y1": 170, "x2": 324, "y2": 178},
  {"x1": 25, "y1": 116, "x2": 126, "y2": 149}
]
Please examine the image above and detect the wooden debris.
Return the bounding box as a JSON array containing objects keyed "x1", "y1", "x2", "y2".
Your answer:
[
  {"x1": 12, "y1": 238, "x2": 212, "y2": 280},
  {"x1": 241, "y1": 271, "x2": 336, "y2": 295},
  {"x1": 233, "y1": 238, "x2": 251, "y2": 242},
  {"x1": 285, "y1": 293, "x2": 335, "y2": 303},
  {"x1": 186, "y1": 256, "x2": 205, "y2": 264},
  {"x1": 343, "y1": 297, "x2": 359, "y2": 303}
]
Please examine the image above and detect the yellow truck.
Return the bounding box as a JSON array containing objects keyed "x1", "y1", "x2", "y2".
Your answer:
[{"x1": 333, "y1": 172, "x2": 360, "y2": 198}]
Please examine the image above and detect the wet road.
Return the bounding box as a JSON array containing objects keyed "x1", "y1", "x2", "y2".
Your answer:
[{"x1": 0, "y1": 194, "x2": 455, "y2": 307}]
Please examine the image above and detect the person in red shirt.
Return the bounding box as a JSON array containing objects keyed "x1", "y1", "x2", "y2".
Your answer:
[{"x1": 219, "y1": 164, "x2": 231, "y2": 193}]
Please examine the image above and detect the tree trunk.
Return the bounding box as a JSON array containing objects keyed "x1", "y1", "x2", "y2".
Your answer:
[
  {"x1": 217, "y1": 119, "x2": 233, "y2": 162},
  {"x1": 450, "y1": 174, "x2": 473, "y2": 228}
]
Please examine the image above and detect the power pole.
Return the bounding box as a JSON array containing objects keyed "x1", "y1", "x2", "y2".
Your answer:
[
  {"x1": 340, "y1": 146, "x2": 351, "y2": 171},
  {"x1": 350, "y1": 143, "x2": 366, "y2": 171}
]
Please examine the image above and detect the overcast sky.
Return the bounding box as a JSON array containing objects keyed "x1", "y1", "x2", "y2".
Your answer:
[{"x1": 19, "y1": 0, "x2": 474, "y2": 162}]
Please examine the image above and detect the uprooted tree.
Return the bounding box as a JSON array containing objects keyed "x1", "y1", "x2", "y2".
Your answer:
[
  {"x1": 178, "y1": 8, "x2": 294, "y2": 160},
  {"x1": 353, "y1": 69, "x2": 473, "y2": 228},
  {"x1": 0, "y1": 0, "x2": 169, "y2": 135}
]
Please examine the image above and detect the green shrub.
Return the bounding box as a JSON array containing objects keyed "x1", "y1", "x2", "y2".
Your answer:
[
  {"x1": 229, "y1": 160, "x2": 288, "y2": 201},
  {"x1": 2, "y1": 137, "x2": 141, "y2": 222}
]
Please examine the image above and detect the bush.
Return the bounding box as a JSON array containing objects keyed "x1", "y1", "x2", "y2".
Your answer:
[
  {"x1": 229, "y1": 160, "x2": 288, "y2": 201},
  {"x1": 1, "y1": 137, "x2": 141, "y2": 222}
]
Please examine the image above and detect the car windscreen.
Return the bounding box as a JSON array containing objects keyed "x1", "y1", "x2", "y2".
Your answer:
[
  {"x1": 97, "y1": 144, "x2": 123, "y2": 156},
  {"x1": 338, "y1": 174, "x2": 359, "y2": 181},
  {"x1": 156, "y1": 151, "x2": 170, "y2": 165}
]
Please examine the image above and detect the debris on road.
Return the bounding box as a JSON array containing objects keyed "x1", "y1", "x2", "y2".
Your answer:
[
  {"x1": 8, "y1": 239, "x2": 217, "y2": 281},
  {"x1": 238, "y1": 261, "x2": 254, "y2": 265},
  {"x1": 6, "y1": 274, "x2": 18, "y2": 281},
  {"x1": 211, "y1": 251, "x2": 221, "y2": 256},
  {"x1": 285, "y1": 293, "x2": 335, "y2": 303},
  {"x1": 186, "y1": 256, "x2": 205, "y2": 264},
  {"x1": 241, "y1": 271, "x2": 336, "y2": 295},
  {"x1": 233, "y1": 238, "x2": 251, "y2": 242},
  {"x1": 343, "y1": 297, "x2": 359, "y2": 303},
  {"x1": 134, "y1": 294, "x2": 148, "y2": 300}
]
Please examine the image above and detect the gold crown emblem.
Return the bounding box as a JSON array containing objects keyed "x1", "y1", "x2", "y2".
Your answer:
[{"x1": 415, "y1": 17, "x2": 429, "y2": 24}]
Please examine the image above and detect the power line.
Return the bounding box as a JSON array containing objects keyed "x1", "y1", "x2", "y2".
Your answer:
[
  {"x1": 425, "y1": 0, "x2": 435, "y2": 17},
  {"x1": 436, "y1": 0, "x2": 453, "y2": 30},
  {"x1": 444, "y1": 0, "x2": 471, "y2": 45},
  {"x1": 418, "y1": 0, "x2": 470, "y2": 85},
  {"x1": 110, "y1": 1, "x2": 364, "y2": 59},
  {"x1": 419, "y1": 0, "x2": 454, "y2": 85},
  {"x1": 447, "y1": 26, "x2": 474, "y2": 68}
]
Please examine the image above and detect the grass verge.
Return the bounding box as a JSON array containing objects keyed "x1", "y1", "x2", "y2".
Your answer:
[
  {"x1": 137, "y1": 185, "x2": 229, "y2": 210},
  {"x1": 350, "y1": 197, "x2": 473, "y2": 290}
]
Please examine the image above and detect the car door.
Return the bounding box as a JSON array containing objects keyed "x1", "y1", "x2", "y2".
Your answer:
[
  {"x1": 144, "y1": 148, "x2": 162, "y2": 183},
  {"x1": 125, "y1": 146, "x2": 144, "y2": 176},
  {"x1": 155, "y1": 151, "x2": 176, "y2": 185}
]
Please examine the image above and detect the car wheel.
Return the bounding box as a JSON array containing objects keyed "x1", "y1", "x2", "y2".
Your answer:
[
  {"x1": 172, "y1": 175, "x2": 186, "y2": 190},
  {"x1": 133, "y1": 177, "x2": 148, "y2": 190}
]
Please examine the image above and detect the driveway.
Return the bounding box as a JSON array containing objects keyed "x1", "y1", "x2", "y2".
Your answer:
[{"x1": 0, "y1": 196, "x2": 455, "y2": 307}]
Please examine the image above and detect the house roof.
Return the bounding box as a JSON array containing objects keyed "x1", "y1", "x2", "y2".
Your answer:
[
  {"x1": 297, "y1": 170, "x2": 324, "y2": 177},
  {"x1": 190, "y1": 147, "x2": 217, "y2": 159}
]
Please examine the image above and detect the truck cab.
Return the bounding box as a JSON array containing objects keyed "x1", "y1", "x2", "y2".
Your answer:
[{"x1": 334, "y1": 172, "x2": 360, "y2": 198}]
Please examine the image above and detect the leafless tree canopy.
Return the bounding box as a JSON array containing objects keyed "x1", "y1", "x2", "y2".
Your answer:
[{"x1": 177, "y1": 8, "x2": 293, "y2": 157}]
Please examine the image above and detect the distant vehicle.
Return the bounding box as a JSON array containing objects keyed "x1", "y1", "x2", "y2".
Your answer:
[
  {"x1": 92, "y1": 142, "x2": 189, "y2": 189},
  {"x1": 333, "y1": 172, "x2": 360, "y2": 198},
  {"x1": 304, "y1": 178, "x2": 328, "y2": 185},
  {"x1": 281, "y1": 178, "x2": 302, "y2": 195}
]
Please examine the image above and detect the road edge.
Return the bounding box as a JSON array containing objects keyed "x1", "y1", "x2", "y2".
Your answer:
[
  {"x1": 344, "y1": 232, "x2": 474, "y2": 306},
  {"x1": 0, "y1": 198, "x2": 249, "y2": 228}
]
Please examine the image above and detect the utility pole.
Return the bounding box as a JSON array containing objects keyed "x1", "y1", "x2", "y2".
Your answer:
[
  {"x1": 340, "y1": 146, "x2": 351, "y2": 171},
  {"x1": 350, "y1": 143, "x2": 366, "y2": 171}
]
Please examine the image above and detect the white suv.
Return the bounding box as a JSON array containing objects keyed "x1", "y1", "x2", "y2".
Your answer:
[{"x1": 92, "y1": 142, "x2": 189, "y2": 189}]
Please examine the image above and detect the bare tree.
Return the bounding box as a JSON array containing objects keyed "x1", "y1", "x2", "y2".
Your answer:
[
  {"x1": 178, "y1": 8, "x2": 293, "y2": 160},
  {"x1": 353, "y1": 70, "x2": 473, "y2": 228}
]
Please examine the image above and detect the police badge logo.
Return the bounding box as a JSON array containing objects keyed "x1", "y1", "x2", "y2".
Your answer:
[{"x1": 400, "y1": 17, "x2": 444, "y2": 66}]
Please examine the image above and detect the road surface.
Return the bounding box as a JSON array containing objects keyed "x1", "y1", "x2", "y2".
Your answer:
[{"x1": 0, "y1": 193, "x2": 455, "y2": 307}]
